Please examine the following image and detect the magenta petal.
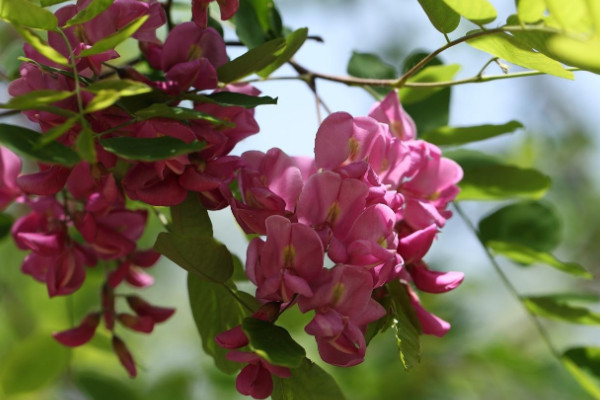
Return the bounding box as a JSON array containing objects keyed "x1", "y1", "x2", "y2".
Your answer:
[
  {"x1": 397, "y1": 224, "x2": 438, "y2": 264},
  {"x1": 126, "y1": 295, "x2": 175, "y2": 323},
  {"x1": 117, "y1": 313, "x2": 155, "y2": 333},
  {"x1": 410, "y1": 262, "x2": 464, "y2": 293},
  {"x1": 215, "y1": 325, "x2": 249, "y2": 349},
  {"x1": 112, "y1": 336, "x2": 137, "y2": 378},
  {"x1": 17, "y1": 165, "x2": 70, "y2": 196},
  {"x1": 217, "y1": 0, "x2": 239, "y2": 19},
  {"x1": 53, "y1": 312, "x2": 100, "y2": 347}
]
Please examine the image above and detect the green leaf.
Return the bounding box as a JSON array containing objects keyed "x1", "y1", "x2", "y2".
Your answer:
[
  {"x1": 75, "y1": 371, "x2": 143, "y2": 400},
  {"x1": 0, "y1": 333, "x2": 70, "y2": 394},
  {"x1": 0, "y1": 123, "x2": 80, "y2": 166},
  {"x1": 0, "y1": 89, "x2": 73, "y2": 110},
  {"x1": 188, "y1": 273, "x2": 257, "y2": 374},
  {"x1": 487, "y1": 240, "x2": 592, "y2": 278},
  {"x1": 84, "y1": 90, "x2": 121, "y2": 113},
  {"x1": 272, "y1": 358, "x2": 347, "y2": 400},
  {"x1": 242, "y1": 318, "x2": 305, "y2": 368},
  {"x1": 421, "y1": 120, "x2": 523, "y2": 145},
  {"x1": 37, "y1": 116, "x2": 78, "y2": 147},
  {"x1": 478, "y1": 200, "x2": 561, "y2": 252},
  {"x1": 517, "y1": 0, "x2": 546, "y2": 23},
  {"x1": 347, "y1": 52, "x2": 396, "y2": 98},
  {"x1": 63, "y1": 0, "x2": 115, "y2": 27},
  {"x1": 442, "y1": 0, "x2": 497, "y2": 24},
  {"x1": 0, "y1": 0, "x2": 58, "y2": 30},
  {"x1": 13, "y1": 26, "x2": 69, "y2": 66},
  {"x1": 76, "y1": 122, "x2": 97, "y2": 163},
  {"x1": 190, "y1": 92, "x2": 278, "y2": 108},
  {"x1": 134, "y1": 103, "x2": 229, "y2": 125},
  {"x1": 546, "y1": 35, "x2": 600, "y2": 74},
  {"x1": 154, "y1": 233, "x2": 234, "y2": 283},
  {"x1": 467, "y1": 32, "x2": 574, "y2": 79},
  {"x1": 562, "y1": 347, "x2": 600, "y2": 400},
  {"x1": 217, "y1": 37, "x2": 286, "y2": 83},
  {"x1": 399, "y1": 64, "x2": 461, "y2": 104},
  {"x1": 387, "y1": 280, "x2": 422, "y2": 370},
  {"x1": 0, "y1": 212, "x2": 14, "y2": 240},
  {"x1": 257, "y1": 27, "x2": 308, "y2": 77},
  {"x1": 85, "y1": 79, "x2": 152, "y2": 97},
  {"x1": 99, "y1": 136, "x2": 204, "y2": 162},
  {"x1": 523, "y1": 296, "x2": 600, "y2": 324},
  {"x1": 544, "y1": 0, "x2": 592, "y2": 32},
  {"x1": 232, "y1": 0, "x2": 282, "y2": 48},
  {"x1": 79, "y1": 15, "x2": 148, "y2": 57},
  {"x1": 170, "y1": 192, "x2": 213, "y2": 237},
  {"x1": 447, "y1": 149, "x2": 551, "y2": 200},
  {"x1": 417, "y1": 0, "x2": 461, "y2": 33},
  {"x1": 41, "y1": 0, "x2": 70, "y2": 5}
]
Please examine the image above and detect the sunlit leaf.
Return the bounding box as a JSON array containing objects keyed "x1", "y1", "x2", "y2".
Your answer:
[
  {"x1": 523, "y1": 296, "x2": 600, "y2": 324},
  {"x1": 0, "y1": 123, "x2": 80, "y2": 166},
  {"x1": 100, "y1": 137, "x2": 204, "y2": 162},
  {"x1": 12, "y1": 26, "x2": 69, "y2": 66},
  {"x1": 0, "y1": 0, "x2": 58, "y2": 30},
  {"x1": 442, "y1": 0, "x2": 497, "y2": 24},
  {"x1": 421, "y1": 120, "x2": 522, "y2": 145},
  {"x1": 447, "y1": 149, "x2": 551, "y2": 200},
  {"x1": 478, "y1": 201, "x2": 561, "y2": 252},
  {"x1": 562, "y1": 347, "x2": 600, "y2": 400},
  {"x1": 85, "y1": 79, "x2": 152, "y2": 97},
  {"x1": 348, "y1": 51, "x2": 396, "y2": 99},
  {"x1": 242, "y1": 318, "x2": 305, "y2": 368},
  {"x1": 217, "y1": 38, "x2": 285, "y2": 83},
  {"x1": 75, "y1": 371, "x2": 143, "y2": 400},
  {"x1": 37, "y1": 116, "x2": 78, "y2": 146},
  {"x1": 387, "y1": 280, "x2": 421, "y2": 370},
  {"x1": 188, "y1": 92, "x2": 278, "y2": 108},
  {"x1": 417, "y1": 0, "x2": 461, "y2": 33},
  {"x1": 63, "y1": 0, "x2": 115, "y2": 27},
  {"x1": 544, "y1": 0, "x2": 592, "y2": 32},
  {"x1": 272, "y1": 358, "x2": 347, "y2": 400},
  {"x1": 76, "y1": 122, "x2": 97, "y2": 163},
  {"x1": 79, "y1": 15, "x2": 149, "y2": 57},
  {"x1": 41, "y1": 0, "x2": 70, "y2": 5},
  {"x1": 84, "y1": 90, "x2": 121, "y2": 113},
  {"x1": 257, "y1": 27, "x2": 308, "y2": 77},
  {"x1": 0, "y1": 89, "x2": 73, "y2": 110},
  {"x1": 547, "y1": 35, "x2": 600, "y2": 74},
  {"x1": 517, "y1": 0, "x2": 546, "y2": 23},
  {"x1": 468, "y1": 32, "x2": 575, "y2": 79},
  {"x1": 399, "y1": 64, "x2": 461, "y2": 104}
]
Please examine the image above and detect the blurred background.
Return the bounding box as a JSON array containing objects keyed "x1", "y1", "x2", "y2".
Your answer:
[{"x1": 1, "y1": 0, "x2": 599, "y2": 399}]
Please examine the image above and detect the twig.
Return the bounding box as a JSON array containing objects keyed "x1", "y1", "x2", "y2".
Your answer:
[{"x1": 163, "y1": 0, "x2": 174, "y2": 31}]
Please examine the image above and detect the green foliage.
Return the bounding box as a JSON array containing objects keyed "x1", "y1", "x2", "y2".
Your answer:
[
  {"x1": 399, "y1": 64, "x2": 461, "y2": 104},
  {"x1": 242, "y1": 318, "x2": 306, "y2": 368},
  {"x1": 443, "y1": 0, "x2": 497, "y2": 24},
  {"x1": 0, "y1": 0, "x2": 58, "y2": 30},
  {"x1": 0, "y1": 123, "x2": 80, "y2": 166},
  {"x1": 448, "y1": 150, "x2": 551, "y2": 200},
  {"x1": 0, "y1": 89, "x2": 73, "y2": 110},
  {"x1": 562, "y1": 347, "x2": 600, "y2": 400},
  {"x1": 232, "y1": 0, "x2": 283, "y2": 48},
  {"x1": 12, "y1": 26, "x2": 69, "y2": 66},
  {"x1": 99, "y1": 137, "x2": 205, "y2": 162},
  {"x1": 63, "y1": 0, "x2": 115, "y2": 27},
  {"x1": 522, "y1": 295, "x2": 600, "y2": 324},
  {"x1": 0, "y1": 212, "x2": 13, "y2": 240},
  {"x1": 347, "y1": 51, "x2": 396, "y2": 98},
  {"x1": 79, "y1": 15, "x2": 149, "y2": 57},
  {"x1": 76, "y1": 121, "x2": 97, "y2": 163},
  {"x1": 257, "y1": 27, "x2": 308, "y2": 77},
  {"x1": 517, "y1": 0, "x2": 546, "y2": 23},
  {"x1": 421, "y1": 121, "x2": 523, "y2": 146},
  {"x1": 417, "y1": 0, "x2": 461, "y2": 34},
  {"x1": 272, "y1": 358, "x2": 347, "y2": 400},
  {"x1": 134, "y1": 104, "x2": 230, "y2": 125},
  {"x1": 387, "y1": 281, "x2": 422, "y2": 370},
  {"x1": 217, "y1": 38, "x2": 286, "y2": 83},
  {"x1": 189, "y1": 92, "x2": 278, "y2": 108}
]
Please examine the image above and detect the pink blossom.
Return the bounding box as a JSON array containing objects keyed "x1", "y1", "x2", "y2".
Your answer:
[
  {"x1": 407, "y1": 286, "x2": 451, "y2": 337},
  {"x1": 17, "y1": 164, "x2": 71, "y2": 196},
  {"x1": 192, "y1": 0, "x2": 239, "y2": 27},
  {"x1": 126, "y1": 295, "x2": 175, "y2": 324},
  {"x1": 227, "y1": 351, "x2": 290, "y2": 400},
  {"x1": 53, "y1": 312, "x2": 100, "y2": 347},
  {"x1": 117, "y1": 313, "x2": 155, "y2": 333},
  {"x1": 408, "y1": 261, "x2": 464, "y2": 294},
  {"x1": 112, "y1": 335, "x2": 137, "y2": 378},
  {"x1": 0, "y1": 148, "x2": 22, "y2": 210},
  {"x1": 368, "y1": 91, "x2": 417, "y2": 141}
]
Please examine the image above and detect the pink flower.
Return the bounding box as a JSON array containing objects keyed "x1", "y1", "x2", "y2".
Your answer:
[
  {"x1": 112, "y1": 335, "x2": 137, "y2": 378},
  {"x1": 192, "y1": 0, "x2": 239, "y2": 27},
  {"x1": 126, "y1": 295, "x2": 175, "y2": 323},
  {"x1": 368, "y1": 91, "x2": 417, "y2": 141},
  {"x1": 227, "y1": 351, "x2": 290, "y2": 400},
  {"x1": 17, "y1": 164, "x2": 71, "y2": 196},
  {"x1": 407, "y1": 285, "x2": 451, "y2": 337},
  {"x1": 0, "y1": 148, "x2": 22, "y2": 210},
  {"x1": 53, "y1": 312, "x2": 101, "y2": 347},
  {"x1": 408, "y1": 261, "x2": 464, "y2": 294}
]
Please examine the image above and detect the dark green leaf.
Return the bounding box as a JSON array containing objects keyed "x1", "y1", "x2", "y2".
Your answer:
[
  {"x1": 447, "y1": 149, "x2": 551, "y2": 200},
  {"x1": 0, "y1": 212, "x2": 14, "y2": 240},
  {"x1": 523, "y1": 296, "x2": 600, "y2": 324},
  {"x1": 479, "y1": 200, "x2": 561, "y2": 252},
  {"x1": 242, "y1": 318, "x2": 305, "y2": 368},
  {"x1": 170, "y1": 192, "x2": 213, "y2": 237},
  {"x1": 188, "y1": 273, "x2": 257, "y2": 374},
  {"x1": 79, "y1": 15, "x2": 149, "y2": 57},
  {"x1": 154, "y1": 233, "x2": 234, "y2": 283},
  {"x1": 417, "y1": 0, "x2": 461, "y2": 33},
  {"x1": 0, "y1": 333, "x2": 70, "y2": 394},
  {"x1": 134, "y1": 103, "x2": 229, "y2": 125},
  {"x1": 0, "y1": 90, "x2": 73, "y2": 110},
  {"x1": 232, "y1": 0, "x2": 282, "y2": 48},
  {"x1": 443, "y1": 0, "x2": 497, "y2": 24},
  {"x1": 562, "y1": 347, "x2": 600, "y2": 399},
  {"x1": 190, "y1": 92, "x2": 277, "y2": 108},
  {"x1": 347, "y1": 51, "x2": 396, "y2": 99},
  {"x1": 399, "y1": 64, "x2": 461, "y2": 104},
  {"x1": 13, "y1": 26, "x2": 69, "y2": 66},
  {"x1": 421, "y1": 120, "x2": 523, "y2": 146},
  {"x1": 0, "y1": 0, "x2": 58, "y2": 30},
  {"x1": 257, "y1": 27, "x2": 308, "y2": 77},
  {"x1": 41, "y1": 0, "x2": 70, "y2": 5},
  {"x1": 115, "y1": 90, "x2": 171, "y2": 114},
  {"x1": 487, "y1": 240, "x2": 592, "y2": 278},
  {"x1": 75, "y1": 371, "x2": 143, "y2": 400},
  {"x1": 0, "y1": 123, "x2": 80, "y2": 166},
  {"x1": 272, "y1": 358, "x2": 346, "y2": 400},
  {"x1": 99, "y1": 136, "x2": 204, "y2": 162},
  {"x1": 387, "y1": 280, "x2": 421, "y2": 370},
  {"x1": 217, "y1": 38, "x2": 286, "y2": 83},
  {"x1": 64, "y1": 0, "x2": 115, "y2": 27}
]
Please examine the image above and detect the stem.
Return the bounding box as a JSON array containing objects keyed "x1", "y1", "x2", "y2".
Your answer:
[
  {"x1": 221, "y1": 283, "x2": 255, "y2": 313},
  {"x1": 57, "y1": 29, "x2": 85, "y2": 118},
  {"x1": 163, "y1": 0, "x2": 174, "y2": 31},
  {"x1": 453, "y1": 203, "x2": 561, "y2": 359}
]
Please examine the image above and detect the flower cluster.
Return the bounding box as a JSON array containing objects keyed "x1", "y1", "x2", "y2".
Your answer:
[
  {"x1": 216, "y1": 92, "x2": 464, "y2": 398},
  {"x1": 3, "y1": 0, "x2": 258, "y2": 376}
]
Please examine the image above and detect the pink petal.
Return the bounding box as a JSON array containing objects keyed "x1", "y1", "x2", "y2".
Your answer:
[{"x1": 53, "y1": 312, "x2": 100, "y2": 347}]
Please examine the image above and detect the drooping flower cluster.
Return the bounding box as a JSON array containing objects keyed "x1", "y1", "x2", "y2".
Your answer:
[
  {"x1": 218, "y1": 92, "x2": 464, "y2": 398},
  {"x1": 3, "y1": 0, "x2": 259, "y2": 376}
]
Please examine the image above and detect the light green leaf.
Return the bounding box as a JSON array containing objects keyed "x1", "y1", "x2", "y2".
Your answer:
[
  {"x1": 84, "y1": 90, "x2": 121, "y2": 113},
  {"x1": 347, "y1": 51, "x2": 396, "y2": 98},
  {"x1": 544, "y1": 0, "x2": 592, "y2": 32},
  {"x1": 562, "y1": 347, "x2": 600, "y2": 400},
  {"x1": 442, "y1": 0, "x2": 497, "y2": 24},
  {"x1": 387, "y1": 280, "x2": 422, "y2": 370},
  {"x1": 487, "y1": 240, "x2": 592, "y2": 278},
  {"x1": 421, "y1": 120, "x2": 523, "y2": 145},
  {"x1": 242, "y1": 318, "x2": 305, "y2": 368},
  {"x1": 85, "y1": 79, "x2": 152, "y2": 97},
  {"x1": 64, "y1": 0, "x2": 115, "y2": 27},
  {"x1": 0, "y1": 89, "x2": 73, "y2": 110},
  {"x1": 0, "y1": 0, "x2": 58, "y2": 30},
  {"x1": 134, "y1": 103, "x2": 230, "y2": 125},
  {"x1": 12, "y1": 26, "x2": 69, "y2": 66},
  {"x1": 547, "y1": 35, "x2": 600, "y2": 74},
  {"x1": 41, "y1": 0, "x2": 70, "y2": 5},
  {"x1": 76, "y1": 123, "x2": 97, "y2": 163},
  {"x1": 417, "y1": 0, "x2": 461, "y2": 33},
  {"x1": 272, "y1": 358, "x2": 347, "y2": 400},
  {"x1": 0, "y1": 333, "x2": 70, "y2": 394},
  {"x1": 257, "y1": 27, "x2": 308, "y2": 77},
  {"x1": 447, "y1": 149, "x2": 551, "y2": 200},
  {"x1": 79, "y1": 15, "x2": 148, "y2": 57},
  {"x1": 37, "y1": 116, "x2": 78, "y2": 147},
  {"x1": 468, "y1": 32, "x2": 575, "y2": 79},
  {"x1": 399, "y1": 64, "x2": 461, "y2": 104},
  {"x1": 188, "y1": 273, "x2": 257, "y2": 374},
  {"x1": 517, "y1": 0, "x2": 546, "y2": 23},
  {"x1": 0, "y1": 123, "x2": 80, "y2": 166},
  {"x1": 217, "y1": 37, "x2": 286, "y2": 83},
  {"x1": 478, "y1": 201, "x2": 561, "y2": 252},
  {"x1": 99, "y1": 137, "x2": 204, "y2": 162},
  {"x1": 523, "y1": 296, "x2": 600, "y2": 324}
]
